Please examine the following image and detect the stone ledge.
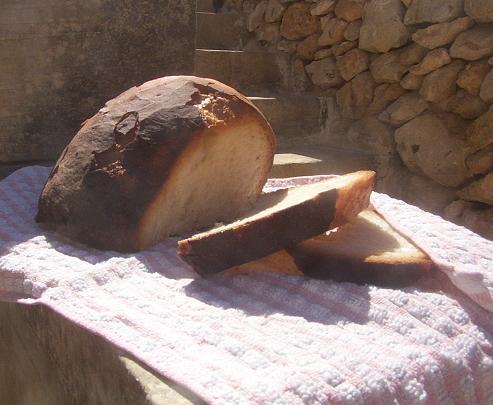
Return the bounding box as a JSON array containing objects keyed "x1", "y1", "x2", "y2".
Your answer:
[
  {"x1": 271, "y1": 147, "x2": 375, "y2": 178},
  {"x1": 0, "y1": 302, "x2": 202, "y2": 405}
]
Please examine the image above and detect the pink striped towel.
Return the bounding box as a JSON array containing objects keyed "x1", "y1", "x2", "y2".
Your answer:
[{"x1": 1, "y1": 166, "x2": 493, "y2": 404}]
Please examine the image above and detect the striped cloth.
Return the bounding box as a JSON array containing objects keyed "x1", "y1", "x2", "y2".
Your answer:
[{"x1": 1, "y1": 166, "x2": 493, "y2": 404}]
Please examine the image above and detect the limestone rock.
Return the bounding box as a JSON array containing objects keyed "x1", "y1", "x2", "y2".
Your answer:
[
  {"x1": 248, "y1": 1, "x2": 268, "y2": 32},
  {"x1": 479, "y1": 69, "x2": 493, "y2": 103},
  {"x1": 400, "y1": 73, "x2": 423, "y2": 90},
  {"x1": 394, "y1": 113, "x2": 471, "y2": 187},
  {"x1": 297, "y1": 34, "x2": 321, "y2": 60},
  {"x1": 444, "y1": 199, "x2": 473, "y2": 219},
  {"x1": 466, "y1": 107, "x2": 493, "y2": 150},
  {"x1": 346, "y1": 116, "x2": 396, "y2": 156},
  {"x1": 280, "y1": 2, "x2": 320, "y2": 40},
  {"x1": 305, "y1": 57, "x2": 344, "y2": 88},
  {"x1": 458, "y1": 173, "x2": 493, "y2": 205},
  {"x1": 310, "y1": 0, "x2": 335, "y2": 16},
  {"x1": 320, "y1": 12, "x2": 335, "y2": 29},
  {"x1": 265, "y1": 0, "x2": 286, "y2": 23},
  {"x1": 379, "y1": 92, "x2": 428, "y2": 126},
  {"x1": 466, "y1": 144, "x2": 493, "y2": 175},
  {"x1": 344, "y1": 20, "x2": 361, "y2": 41},
  {"x1": 400, "y1": 175, "x2": 457, "y2": 214},
  {"x1": 438, "y1": 90, "x2": 488, "y2": 120},
  {"x1": 368, "y1": 83, "x2": 407, "y2": 114},
  {"x1": 332, "y1": 40, "x2": 357, "y2": 56},
  {"x1": 318, "y1": 18, "x2": 348, "y2": 46},
  {"x1": 465, "y1": 0, "x2": 493, "y2": 23},
  {"x1": 244, "y1": 37, "x2": 265, "y2": 52},
  {"x1": 444, "y1": 200, "x2": 493, "y2": 240},
  {"x1": 277, "y1": 39, "x2": 297, "y2": 53},
  {"x1": 404, "y1": 0, "x2": 465, "y2": 25},
  {"x1": 313, "y1": 47, "x2": 333, "y2": 60},
  {"x1": 419, "y1": 60, "x2": 465, "y2": 103},
  {"x1": 359, "y1": 0, "x2": 410, "y2": 53},
  {"x1": 399, "y1": 43, "x2": 428, "y2": 66},
  {"x1": 450, "y1": 25, "x2": 493, "y2": 61},
  {"x1": 336, "y1": 71, "x2": 376, "y2": 119},
  {"x1": 378, "y1": 163, "x2": 457, "y2": 214},
  {"x1": 411, "y1": 17, "x2": 474, "y2": 49},
  {"x1": 336, "y1": 48, "x2": 370, "y2": 81},
  {"x1": 461, "y1": 206, "x2": 493, "y2": 240},
  {"x1": 255, "y1": 23, "x2": 280, "y2": 43},
  {"x1": 292, "y1": 58, "x2": 312, "y2": 92},
  {"x1": 456, "y1": 61, "x2": 491, "y2": 95},
  {"x1": 334, "y1": 0, "x2": 365, "y2": 22},
  {"x1": 409, "y1": 48, "x2": 451, "y2": 76},
  {"x1": 370, "y1": 51, "x2": 408, "y2": 83}
]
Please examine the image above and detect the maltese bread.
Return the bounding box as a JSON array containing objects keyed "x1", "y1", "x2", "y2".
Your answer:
[
  {"x1": 178, "y1": 171, "x2": 375, "y2": 274},
  {"x1": 231, "y1": 209, "x2": 432, "y2": 287},
  {"x1": 36, "y1": 76, "x2": 276, "y2": 251}
]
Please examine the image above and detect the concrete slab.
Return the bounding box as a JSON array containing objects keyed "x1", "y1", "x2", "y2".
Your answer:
[
  {"x1": 271, "y1": 146, "x2": 375, "y2": 178},
  {"x1": 196, "y1": 12, "x2": 245, "y2": 50},
  {"x1": 250, "y1": 96, "x2": 326, "y2": 145},
  {"x1": 194, "y1": 49, "x2": 289, "y2": 95},
  {"x1": 0, "y1": 302, "x2": 203, "y2": 405}
]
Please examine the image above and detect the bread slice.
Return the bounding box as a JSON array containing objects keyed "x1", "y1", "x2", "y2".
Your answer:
[
  {"x1": 230, "y1": 209, "x2": 432, "y2": 287},
  {"x1": 36, "y1": 76, "x2": 275, "y2": 252},
  {"x1": 178, "y1": 171, "x2": 375, "y2": 274}
]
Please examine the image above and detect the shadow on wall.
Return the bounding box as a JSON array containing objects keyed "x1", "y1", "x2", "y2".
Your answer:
[{"x1": 0, "y1": 0, "x2": 196, "y2": 163}]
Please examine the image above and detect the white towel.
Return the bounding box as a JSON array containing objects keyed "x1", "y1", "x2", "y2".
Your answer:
[{"x1": 1, "y1": 166, "x2": 493, "y2": 404}]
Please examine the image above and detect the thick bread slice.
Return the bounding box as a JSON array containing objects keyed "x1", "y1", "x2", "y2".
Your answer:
[
  {"x1": 178, "y1": 171, "x2": 375, "y2": 274},
  {"x1": 36, "y1": 76, "x2": 275, "y2": 252},
  {"x1": 230, "y1": 209, "x2": 432, "y2": 287}
]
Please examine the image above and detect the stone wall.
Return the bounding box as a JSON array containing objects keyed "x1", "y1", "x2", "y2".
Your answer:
[
  {"x1": 0, "y1": 0, "x2": 195, "y2": 163},
  {"x1": 223, "y1": 0, "x2": 493, "y2": 239}
]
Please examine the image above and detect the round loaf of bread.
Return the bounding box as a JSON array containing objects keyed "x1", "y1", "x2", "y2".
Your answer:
[{"x1": 36, "y1": 76, "x2": 276, "y2": 251}]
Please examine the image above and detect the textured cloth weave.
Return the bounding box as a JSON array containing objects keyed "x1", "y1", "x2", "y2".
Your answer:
[{"x1": 1, "y1": 166, "x2": 493, "y2": 404}]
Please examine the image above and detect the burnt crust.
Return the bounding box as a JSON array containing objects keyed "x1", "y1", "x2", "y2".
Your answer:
[
  {"x1": 36, "y1": 76, "x2": 275, "y2": 251},
  {"x1": 178, "y1": 172, "x2": 376, "y2": 275},
  {"x1": 286, "y1": 247, "x2": 432, "y2": 287}
]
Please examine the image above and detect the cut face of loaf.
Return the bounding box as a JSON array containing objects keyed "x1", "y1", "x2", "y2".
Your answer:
[
  {"x1": 178, "y1": 171, "x2": 375, "y2": 274},
  {"x1": 231, "y1": 209, "x2": 432, "y2": 287},
  {"x1": 36, "y1": 76, "x2": 276, "y2": 251}
]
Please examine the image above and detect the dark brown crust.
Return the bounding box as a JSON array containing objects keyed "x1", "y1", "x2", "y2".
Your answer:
[
  {"x1": 286, "y1": 247, "x2": 432, "y2": 287},
  {"x1": 178, "y1": 189, "x2": 337, "y2": 274},
  {"x1": 36, "y1": 76, "x2": 275, "y2": 251},
  {"x1": 178, "y1": 172, "x2": 375, "y2": 274}
]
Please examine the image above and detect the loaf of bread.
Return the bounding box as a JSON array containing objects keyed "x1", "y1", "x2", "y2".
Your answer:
[
  {"x1": 230, "y1": 209, "x2": 432, "y2": 287},
  {"x1": 36, "y1": 76, "x2": 276, "y2": 251},
  {"x1": 178, "y1": 171, "x2": 375, "y2": 274}
]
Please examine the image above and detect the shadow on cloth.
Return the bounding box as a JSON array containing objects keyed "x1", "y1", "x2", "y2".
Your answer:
[{"x1": 184, "y1": 272, "x2": 373, "y2": 326}]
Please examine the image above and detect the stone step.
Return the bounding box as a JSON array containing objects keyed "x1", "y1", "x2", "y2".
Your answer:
[
  {"x1": 196, "y1": 12, "x2": 244, "y2": 50},
  {"x1": 249, "y1": 96, "x2": 327, "y2": 146},
  {"x1": 270, "y1": 146, "x2": 375, "y2": 178},
  {"x1": 196, "y1": 0, "x2": 218, "y2": 13},
  {"x1": 194, "y1": 49, "x2": 290, "y2": 95}
]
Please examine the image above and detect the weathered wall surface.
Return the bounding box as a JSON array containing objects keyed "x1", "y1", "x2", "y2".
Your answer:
[
  {"x1": 0, "y1": 0, "x2": 195, "y2": 162},
  {"x1": 223, "y1": 0, "x2": 493, "y2": 239}
]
